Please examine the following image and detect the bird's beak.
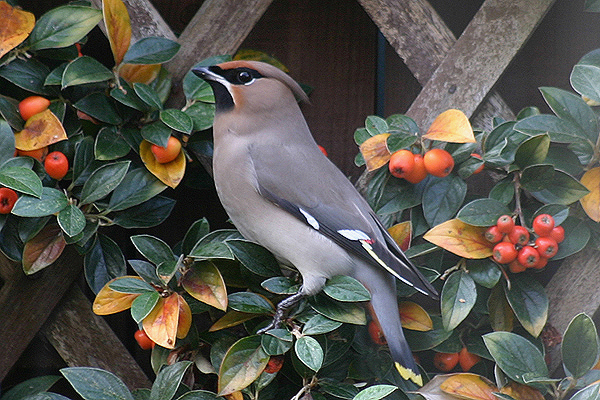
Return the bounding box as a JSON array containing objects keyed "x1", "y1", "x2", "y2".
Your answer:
[{"x1": 192, "y1": 66, "x2": 218, "y2": 82}]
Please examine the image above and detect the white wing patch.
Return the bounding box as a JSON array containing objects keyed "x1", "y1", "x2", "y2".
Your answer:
[
  {"x1": 338, "y1": 229, "x2": 370, "y2": 241},
  {"x1": 299, "y1": 208, "x2": 319, "y2": 230}
]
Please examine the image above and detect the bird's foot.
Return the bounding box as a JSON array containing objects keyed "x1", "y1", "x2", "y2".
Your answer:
[{"x1": 257, "y1": 292, "x2": 305, "y2": 334}]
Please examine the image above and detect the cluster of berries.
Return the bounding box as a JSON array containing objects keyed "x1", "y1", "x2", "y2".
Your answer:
[
  {"x1": 486, "y1": 214, "x2": 564, "y2": 273},
  {"x1": 388, "y1": 148, "x2": 455, "y2": 183},
  {"x1": 433, "y1": 348, "x2": 481, "y2": 372}
]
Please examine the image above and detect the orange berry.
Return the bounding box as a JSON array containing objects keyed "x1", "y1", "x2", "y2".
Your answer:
[
  {"x1": 388, "y1": 149, "x2": 415, "y2": 179},
  {"x1": 0, "y1": 187, "x2": 18, "y2": 214},
  {"x1": 318, "y1": 145, "x2": 328, "y2": 157},
  {"x1": 535, "y1": 236, "x2": 558, "y2": 259},
  {"x1": 533, "y1": 214, "x2": 555, "y2": 236},
  {"x1": 404, "y1": 153, "x2": 428, "y2": 184},
  {"x1": 134, "y1": 329, "x2": 155, "y2": 350},
  {"x1": 17, "y1": 146, "x2": 48, "y2": 162},
  {"x1": 368, "y1": 320, "x2": 386, "y2": 345},
  {"x1": 507, "y1": 225, "x2": 529, "y2": 246},
  {"x1": 264, "y1": 356, "x2": 284, "y2": 374},
  {"x1": 496, "y1": 215, "x2": 515, "y2": 234},
  {"x1": 424, "y1": 148, "x2": 454, "y2": 177},
  {"x1": 44, "y1": 151, "x2": 69, "y2": 180},
  {"x1": 549, "y1": 226, "x2": 565, "y2": 243},
  {"x1": 459, "y1": 347, "x2": 481, "y2": 371},
  {"x1": 19, "y1": 96, "x2": 50, "y2": 121},
  {"x1": 485, "y1": 225, "x2": 503, "y2": 243},
  {"x1": 508, "y1": 260, "x2": 527, "y2": 273},
  {"x1": 517, "y1": 246, "x2": 540, "y2": 268},
  {"x1": 151, "y1": 136, "x2": 182, "y2": 164},
  {"x1": 433, "y1": 352, "x2": 459, "y2": 372},
  {"x1": 471, "y1": 153, "x2": 484, "y2": 174},
  {"x1": 493, "y1": 242, "x2": 517, "y2": 264},
  {"x1": 533, "y1": 256, "x2": 548, "y2": 270}
]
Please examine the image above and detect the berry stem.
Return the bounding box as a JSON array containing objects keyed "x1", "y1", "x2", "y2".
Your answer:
[{"x1": 513, "y1": 172, "x2": 527, "y2": 229}]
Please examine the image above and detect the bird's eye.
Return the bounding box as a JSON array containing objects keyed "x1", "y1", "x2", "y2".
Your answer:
[{"x1": 237, "y1": 71, "x2": 253, "y2": 84}]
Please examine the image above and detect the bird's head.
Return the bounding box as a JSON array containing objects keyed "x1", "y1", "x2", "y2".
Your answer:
[{"x1": 192, "y1": 60, "x2": 309, "y2": 115}]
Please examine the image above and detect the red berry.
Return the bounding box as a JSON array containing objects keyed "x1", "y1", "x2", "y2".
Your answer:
[
  {"x1": 264, "y1": 356, "x2": 284, "y2": 374},
  {"x1": 533, "y1": 214, "x2": 555, "y2": 237},
  {"x1": 459, "y1": 347, "x2": 481, "y2": 371},
  {"x1": 535, "y1": 236, "x2": 558, "y2": 259},
  {"x1": 44, "y1": 151, "x2": 69, "y2": 180},
  {"x1": 517, "y1": 246, "x2": 540, "y2": 268},
  {"x1": 493, "y1": 242, "x2": 518, "y2": 264},
  {"x1": 485, "y1": 225, "x2": 503, "y2": 243},
  {"x1": 533, "y1": 257, "x2": 548, "y2": 270},
  {"x1": 433, "y1": 352, "x2": 460, "y2": 371},
  {"x1": 549, "y1": 226, "x2": 565, "y2": 243},
  {"x1": 134, "y1": 329, "x2": 154, "y2": 350},
  {"x1": 0, "y1": 187, "x2": 18, "y2": 214},
  {"x1": 496, "y1": 215, "x2": 515, "y2": 234},
  {"x1": 368, "y1": 320, "x2": 386, "y2": 345},
  {"x1": 507, "y1": 225, "x2": 530, "y2": 246},
  {"x1": 508, "y1": 260, "x2": 527, "y2": 273},
  {"x1": 389, "y1": 149, "x2": 415, "y2": 179}
]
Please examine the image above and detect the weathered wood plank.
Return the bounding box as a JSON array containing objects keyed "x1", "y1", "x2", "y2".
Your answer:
[
  {"x1": 42, "y1": 286, "x2": 151, "y2": 389},
  {"x1": 0, "y1": 249, "x2": 82, "y2": 381},
  {"x1": 358, "y1": 0, "x2": 515, "y2": 129},
  {"x1": 405, "y1": 0, "x2": 556, "y2": 129}
]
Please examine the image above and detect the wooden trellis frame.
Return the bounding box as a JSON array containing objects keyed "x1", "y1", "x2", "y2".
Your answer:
[{"x1": 3, "y1": 0, "x2": 589, "y2": 387}]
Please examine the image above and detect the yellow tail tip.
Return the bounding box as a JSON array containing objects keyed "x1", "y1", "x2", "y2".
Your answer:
[{"x1": 395, "y1": 362, "x2": 423, "y2": 386}]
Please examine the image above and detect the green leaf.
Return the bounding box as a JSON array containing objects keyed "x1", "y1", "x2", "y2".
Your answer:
[
  {"x1": 109, "y1": 277, "x2": 155, "y2": 294},
  {"x1": 128, "y1": 259, "x2": 162, "y2": 286},
  {"x1": 520, "y1": 164, "x2": 556, "y2": 192},
  {"x1": 74, "y1": 92, "x2": 123, "y2": 125},
  {"x1": 12, "y1": 187, "x2": 69, "y2": 217},
  {"x1": 483, "y1": 331, "x2": 549, "y2": 384},
  {"x1": 422, "y1": 175, "x2": 467, "y2": 227},
  {"x1": 225, "y1": 239, "x2": 281, "y2": 277},
  {"x1": 323, "y1": 275, "x2": 370, "y2": 302},
  {"x1": 387, "y1": 114, "x2": 419, "y2": 134},
  {"x1": 540, "y1": 87, "x2": 599, "y2": 142},
  {"x1": 553, "y1": 217, "x2": 590, "y2": 259},
  {"x1": 515, "y1": 115, "x2": 590, "y2": 144},
  {"x1": 562, "y1": 313, "x2": 600, "y2": 378},
  {"x1": 309, "y1": 293, "x2": 366, "y2": 325},
  {"x1": 261, "y1": 329, "x2": 293, "y2": 355},
  {"x1": 457, "y1": 198, "x2": 511, "y2": 227},
  {"x1": 572, "y1": 51, "x2": 600, "y2": 103},
  {"x1": 570, "y1": 382, "x2": 600, "y2": 400},
  {"x1": 61, "y1": 366, "x2": 133, "y2": 400},
  {"x1": 514, "y1": 134, "x2": 550, "y2": 170},
  {"x1": 160, "y1": 109, "x2": 193, "y2": 134},
  {"x1": 218, "y1": 336, "x2": 269, "y2": 396},
  {"x1": 134, "y1": 83, "x2": 163, "y2": 110},
  {"x1": 188, "y1": 229, "x2": 243, "y2": 260},
  {"x1": 504, "y1": 275, "x2": 548, "y2": 337},
  {"x1": 57, "y1": 204, "x2": 86, "y2": 237},
  {"x1": 0, "y1": 375, "x2": 62, "y2": 400},
  {"x1": 95, "y1": 126, "x2": 131, "y2": 161},
  {"x1": 156, "y1": 258, "x2": 178, "y2": 285},
  {"x1": 366, "y1": 167, "x2": 420, "y2": 215},
  {"x1": 489, "y1": 178, "x2": 515, "y2": 205},
  {"x1": 108, "y1": 168, "x2": 167, "y2": 212},
  {"x1": 302, "y1": 313, "x2": 342, "y2": 335},
  {"x1": 295, "y1": 335, "x2": 323, "y2": 372},
  {"x1": 227, "y1": 292, "x2": 274, "y2": 314},
  {"x1": 386, "y1": 133, "x2": 418, "y2": 153},
  {"x1": 176, "y1": 391, "x2": 219, "y2": 400},
  {"x1": 80, "y1": 161, "x2": 130, "y2": 205},
  {"x1": 0, "y1": 95, "x2": 23, "y2": 131},
  {"x1": 29, "y1": 6, "x2": 102, "y2": 51},
  {"x1": 150, "y1": 361, "x2": 193, "y2": 400},
  {"x1": 61, "y1": 56, "x2": 113, "y2": 88},
  {"x1": 84, "y1": 234, "x2": 126, "y2": 293},
  {"x1": 131, "y1": 234, "x2": 175, "y2": 266},
  {"x1": 353, "y1": 385, "x2": 397, "y2": 400},
  {"x1": 0, "y1": 58, "x2": 54, "y2": 96},
  {"x1": 467, "y1": 259, "x2": 501, "y2": 288},
  {"x1": 184, "y1": 101, "x2": 215, "y2": 131},
  {"x1": 131, "y1": 291, "x2": 160, "y2": 323},
  {"x1": 0, "y1": 166, "x2": 43, "y2": 197},
  {"x1": 111, "y1": 82, "x2": 150, "y2": 112},
  {"x1": 529, "y1": 170, "x2": 589, "y2": 205},
  {"x1": 261, "y1": 276, "x2": 300, "y2": 295},
  {"x1": 441, "y1": 270, "x2": 476, "y2": 331},
  {"x1": 122, "y1": 37, "x2": 180, "y2": 65},
  {"x1": 141, "y1": 121, "x2": 171, "y2": 147},
  {"x1": 585, "y1": 0, "x2": 600, "y2": 11},
  {"x1": 546, "y1": 145, "x2": 583, "y2": 177},
  {"x1": 72, "y1": 136, "x2": 99, "y2": 185},
  {"x1": 182, "y1": 218, "x2": 210, "y2": 255},
  {"x1": 112, "y1": 196, "x2": 175, "y2": 229},
  {"x1": 365, "y1": 116, "x2": 388, "y2": 135}
]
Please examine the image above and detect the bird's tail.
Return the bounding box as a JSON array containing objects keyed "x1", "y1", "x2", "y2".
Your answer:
[{"x1": 367, "y1": 278, "x2": 423, "y2": 386}]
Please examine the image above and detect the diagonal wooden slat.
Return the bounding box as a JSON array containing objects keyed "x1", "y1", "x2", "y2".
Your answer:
[
  {"x1": 405, "y1": 0, "x2": 556, "y2": 129},
  {"x1": 358, "y1": 0, "x2": 515, "y2": 130}
]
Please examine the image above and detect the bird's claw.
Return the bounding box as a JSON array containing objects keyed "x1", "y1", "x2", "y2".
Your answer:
[{"x1": 257, "y1": 291, "x2": 305, "y2": 335}]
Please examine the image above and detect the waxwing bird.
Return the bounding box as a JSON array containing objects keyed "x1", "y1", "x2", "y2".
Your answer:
[{"x1": 193, "y1": 60, "x2": 438, "y2": 386}]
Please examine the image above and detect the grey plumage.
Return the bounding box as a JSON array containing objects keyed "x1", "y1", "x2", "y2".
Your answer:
[{"x1": 193, "y1": 60, "x2": 438, "y2": 385}]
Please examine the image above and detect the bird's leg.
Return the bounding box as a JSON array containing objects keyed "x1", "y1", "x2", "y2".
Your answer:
[{"x1": 258, "y1": 291, "x2": 305, "y2": 334}]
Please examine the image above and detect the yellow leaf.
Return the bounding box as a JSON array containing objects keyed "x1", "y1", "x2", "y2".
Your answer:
[
  {"x1": 93, "y1": 277, "x2": 141, "y2": 315},
  {"x1": 388, "y1": 221, "x2": 412, "y2": 251},
  {"x1": 399, "y1": 301, "x2": 433, "y2": 331},
  {"x1": 580, "y1": 167, "x2": 600, "y2": 222},
  {"x1": 500, "y1": 382, "x2": 545, "y2": 400},
  {"x1": 181, "y1": 260, "x2": 228, "y2": 311},
  {"x1": 423, "y1": 219, "x2": 493, "y2": 259},
  {"x1": 359, "y1": 133, "x2": 391, "y2": 171},
  {"x1": 102, "y1": 0, "x2": 131, "y2": 65},
  {"x1": 143, "y1": 293, "x2": 179, "y2": 349},
  {"x1": 209, "y1": 310, "x2": 258, "y2": 332},
  {"x1": 488, "y1": 284, "x2": 514, "y2": 332},
  {"x1": 139, "y1": 139, "x2": 185, "y2": 188},
  {"x1": 14, "y1": 109, "x2": 67, "y2": 151},
  {"x1": 423, "y1": 109, "x2": 475, "y2": 143},
  {"x1": 0, "y1": 1, "x2": 35, "y2": 58},
  {"x1": 176, "y1": 293, "x2": 192, "y2": 339},
  {"x1": 22, "y1": 224, "x2": 66, "y2": 275},
  {"x1": 120, "y1": 63, "x2": 160, "y2": 84},
  {"x1": 440, "y1": 373, "x2": 498, "y2": 400}
]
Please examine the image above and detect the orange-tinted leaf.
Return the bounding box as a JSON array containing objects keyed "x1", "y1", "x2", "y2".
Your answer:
[
  {"x1": 139, "y1": 139, "x2": 185, "y2": 188},
  {"x1": 224, "y1": 392, "x2": 244, "y2": 400},
  {"x1": 176, "y1": 293, "x2": 192, "y2": 339},
  {"x1": 120, "y1": 63, "x2": 160, "y2": 84},
  {"x1": 93, "y1": 277, "x2": 141, "y2": 315},
  {"x1": 580, "y1": 167, "x2": 600, "y2": 222},
  {"x1": 388, "y1": 221, "x2": 412, "y2": 251},
  {"x1": 488, "y1": 284, "x2": 514, "y2": 332},
  {"x1": 416, "y1": 374, "x2": 459, "y2": 400},
  {"x1": 209, "y1": 310, "x2": 258, "y2": 332},
  {"x1": 399, "y1": 301, "x2": 433, "y2": 331},
  {"x1": 181, "y1": 261, "x2": 228, "y2": 311},
  {"x1": 423, "y1": 109, "x2": 475, "y2": 143},
  {"x1": 0, "y1": 1, "x2": 35, "y2": 58},
  {"x1": 22, "y1": 224, "x2": 66, "y2": 275},
  {"x1": 423, "y1": 219, "x2": 493, "y2": 259},
  {"x1": 359, "y1": 133, "x2": 391, "y2": 171},
  {"x1": 14, "y1": 109, "x2": 67, "y2": 151},
  {"x1": 143, "y1": 293, "x2": 179, "y2": 349},
  {"x1": 102, "y1": 0, "x2": 131, "y2": 65},
  {"x1": 440, "y1": 373, "x2": 497, "y2": 400},
  {"x1": 499, "y1": 381, "x2": 545, "y2": 400}
]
